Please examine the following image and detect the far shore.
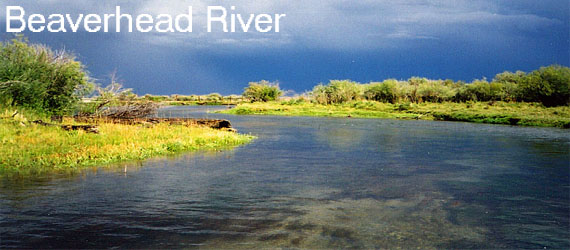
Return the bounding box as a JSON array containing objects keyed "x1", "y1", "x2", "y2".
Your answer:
[{"x1": 219, "y1": 101, "x2": 570, "y2": 129}]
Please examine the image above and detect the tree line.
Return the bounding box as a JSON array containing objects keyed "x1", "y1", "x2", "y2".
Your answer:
[
  {"x1": 245, "y1": 65, "x2": 569, "y2": 107},
  {"x1": 1, "y1": 37, "x2": 568, "y2": 118}
]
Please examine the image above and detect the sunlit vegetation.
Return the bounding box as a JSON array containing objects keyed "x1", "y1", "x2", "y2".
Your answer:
[
  {"x1": 223, "y1": 65, "x2": 570, "y2": 128},
  {"x1": 309, "y1": 65, "x2": 569, "y2": 107},
  {"x1": 223, "y1": 101, "x2": 570, "y2": 128},
  {"x1": 242, "y1": 80, "x2": 283, "y2": 102},
  {"x1": 135, "y1": 94, "x2": 245, "y2": 106},
  {"x1": 0, "y1": 36, "x2": 93, "y2": 115},
  {"x1": 0, "y1": 108, "x2": 254, "y2": 177},
  {"x1": 0, "y1": 38, "x2": 254, "y2": 177}
]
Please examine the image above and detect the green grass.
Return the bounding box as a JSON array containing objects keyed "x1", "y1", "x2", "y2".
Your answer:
[
  {"x1": 163, "y1": 101, "x2": 229, "y2": 106},
  {"x1": 220, "y1": 101, "x2": 570, "y2": 128},
  {"x1": 222, "y1": 101, "x2": 417, "y2": 119},
  {"x1": 0, "y1": 109, "x2": 255, "y2": 177}
]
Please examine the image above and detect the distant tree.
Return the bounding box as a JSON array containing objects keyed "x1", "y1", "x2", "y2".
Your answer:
[
  {"x1": 364, "y1": 79, "x2": 398, "y2": 103},
  {"x1": 207, "y1": 93, "x2": 223, "y2": 102},
  {"x1": 243, "y1": 80, "x2": 283, "y2": 102},
  {"x1": 400, "y1": 77, "x2": 429, "y2": 103},
  {"x1": 417, "y1": 80, "x2": 455, "y2": 103},
  {"x1": 311, "y1": 80, "x2": 362, "y2": 104},
  {"x1": 493, "y1": 70, "x2": 526, "y2": 101},
  {"x1": 519, "y1": 65, "x2": 570, "y2": 106},
  {"x1": 493, "y1": 70, "x2": 526, "y2": 84}
]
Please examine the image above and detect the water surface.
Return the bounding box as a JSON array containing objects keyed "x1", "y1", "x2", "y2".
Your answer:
[{"x1": 1, "y1": 106, "x2": 568, "y2": 248}]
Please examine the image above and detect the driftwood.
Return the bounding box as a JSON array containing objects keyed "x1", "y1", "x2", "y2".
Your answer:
[
  {"x1": 98, "y1": 102, "x2": 159, "y2": 118},
  {"x1": 32, "y1": 120, "x2": 100, "y2": 134},
  {"x1": 73, "y1": 117, "x2": 236, "y2": 131}
]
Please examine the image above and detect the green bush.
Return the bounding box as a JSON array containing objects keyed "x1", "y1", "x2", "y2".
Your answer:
[
  {"x1": 401, "y1": 77, "x2": 428, "y2": 103},
  {"x1": 312, "y1": 80, "x2": 362, "y2": 104},
  {"x1": 207, "y1": 93, "x2": 223, "y2": 102},
  {"x1": 494, "y1": 70, "x2": 525, "y2": 102},
  {"x1": 416, "y1": 80, "x2": 455, "y2": 103},
  {"x1": 498, "y1": 81, "x2": 520, "y2": 102},
  {"x1": 519, "y1": 65, "x2": 570, "y2": 106},
  {"x1": 0, "y1": 37, "x2": 93, "y2": 115},
  {"x1": 143, "y1": 95, "x2": 169, "y2": 102},
  {"x1": 364, "y1": 79, "x2": 399, "y2": 103},
  {"x1": 243, "y1": 80, "x2": 283, "y2": 102},
  {"x1": 453, "y1": 80, "x2": 502, "y2": 102}
]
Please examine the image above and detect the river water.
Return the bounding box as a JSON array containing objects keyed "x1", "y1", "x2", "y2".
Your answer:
[{"x1": 1, "y1": 106, "x2": 569, "y2": 249}]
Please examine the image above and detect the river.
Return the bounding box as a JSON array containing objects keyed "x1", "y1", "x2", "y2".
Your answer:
[{"x1": 1, "y1": 106, "x2": 568, "y2": 248}]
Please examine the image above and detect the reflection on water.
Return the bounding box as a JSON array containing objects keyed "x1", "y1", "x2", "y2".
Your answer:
[{"x1": 1, "y1": 106, "x2": 568, "y2": 248}]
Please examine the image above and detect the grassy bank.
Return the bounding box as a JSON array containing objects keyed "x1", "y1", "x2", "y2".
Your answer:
[
  {"x1": 0, "y1": 109, "x2": 254, "y2": 177},
  {"x1": 220, "y1": 101, "x2": 570, "y2": 128},
  {"x1": 161, "y1": 101, "x2": 237, "y2": 106}
]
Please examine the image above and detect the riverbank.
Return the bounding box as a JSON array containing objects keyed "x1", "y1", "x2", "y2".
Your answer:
[
  {"x1": 0, "y1": 109, "x2": 254, "y2": 177},
  {"x1": 220, "y1": 101, "x2": 570, "y2": 128}
]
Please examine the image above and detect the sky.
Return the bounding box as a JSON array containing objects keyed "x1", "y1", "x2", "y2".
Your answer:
[{"x1": 1, "y1": 0, "x2": 568, "y2": 95}]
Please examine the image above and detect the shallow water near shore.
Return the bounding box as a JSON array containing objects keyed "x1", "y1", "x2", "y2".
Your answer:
[{"x1": 1, "y1": 106, "x2": 569, "y2": 248}]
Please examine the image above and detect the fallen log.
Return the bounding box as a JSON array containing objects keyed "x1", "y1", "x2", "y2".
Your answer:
[
  {"x1": 32, "y1": 120, "x2": 99, "y2": 134},
  {"x1": 73, "y1": 117, "x2": 236, "y2": 131}
]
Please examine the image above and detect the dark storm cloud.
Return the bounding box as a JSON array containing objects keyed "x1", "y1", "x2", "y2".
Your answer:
[{"x1": 1, "y1": 0, "x2": 568, "y2": 94}]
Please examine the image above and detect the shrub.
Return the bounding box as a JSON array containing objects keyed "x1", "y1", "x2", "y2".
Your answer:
[
  {"x1": 401, "y1": 77, "x2": 428, "y2": 103},
  {"x1": 494, "y1": 70, "x2": 526, "y2": 84},
  {"x1": 416, "y1": 80, "x2": 455, "y2": 103},
  {"x1": 0, "y1": 37, "x2": 93, "y2": 115},
  {"x1": 207, "y1": 93, "x2": 223, "y2": 102},
  {"x1": 243, "y1": 80, "x2": 283, "y2": 102},
  {"x1": 498, "y1": 81, "x2": 520, "y2": 102},
  {"x1": 519, "y1": 65, "x2": 570, "y2": 106},
  {"x1": 175, "y1": 95, "x2": 193, "y2": 101},
  {"x1": 143, "y1": 95, "x2": 169, "y2": 102},
  {"x1": 311, "y1": 80, "x2": 362, "y2": 104},
  {"x1": 454, "y1": 79, "x2": 500, "y2": 102},
  {"x1": 96, "y1": 81, "x2": 136, "y2": 107},
  {"x1": 364, "y1": 79, "x2": 399, "y2": 103}
]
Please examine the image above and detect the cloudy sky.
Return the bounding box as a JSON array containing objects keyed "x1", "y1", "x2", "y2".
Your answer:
[{"x1": 1, "y1": 0, "x2": 568, "y2": 95}]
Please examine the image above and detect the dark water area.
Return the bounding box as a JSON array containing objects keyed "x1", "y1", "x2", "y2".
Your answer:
[{"x1": 1, "y1": 106, "x2": 569, "y2": 248}]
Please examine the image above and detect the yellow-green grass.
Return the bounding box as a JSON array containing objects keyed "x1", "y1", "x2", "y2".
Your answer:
[
  {"x1": 162, "y1": 101, "x2": 243, "y2": 106},
  {"x1": 0, "y1": 110, "x2": 254, "y2": 177},
  {"x1": 220, "y1": 101, "x2": 570, "y2": 128},
  {"x1": 221, "y1": 101, "x2": 416, "y2": 119}
]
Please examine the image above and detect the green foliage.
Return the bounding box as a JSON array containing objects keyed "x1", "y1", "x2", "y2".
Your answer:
[
  {"x1": 456, "y1": 80, "x2": 493, "y2": 102},
  {"x1": 243, "y1": 80, "x2": 283, "y2": 102},
  {"x1": 0, "y1": 107, "x2": 255, "y2": 176},
  {"x1": 518, "y1": 65, "x2": 570, "y2": 106},
  {"x1": 223, "y1": 101, "x2": 570, "y2": 128},
  {"x1": 494, "y1": 70, "x2": 526, "y2": 84},
  {"x1": 281, "y1": 98, "x2": 306, "y2": 105},
  {"x1": 312, "y1": 80, "x2": 363, "y2": 104},
  {"x1": 207, "y1": 93, "x2": 223, "y2": 102},
  {"x1": 277, "y1": 65, "x2": 568, "y2": 107},
  {"x1": 0, "y1": 37, "x2": 92, "y2": 115},
  {"x1": 417, "y1": 80, "x2": 456, "y2": 103},
  {"x1": 401, "y1": 77, "x2": 427, "y2": 103},
  {"x1": 96, "y1": 80, "x2": 136, "y2": 106},
  {"x1": 395, "y1": 102, "x2": 411, "y2": 111},
  {"x1": 499, "y1": 81, "x2": 520, "y2": 102},
  {"x1": 144, "y1": 94, "x2": 169, "y2": 102},
  {"x1": 364, "y1": 80, "x2": 399, "y2": 103}
]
